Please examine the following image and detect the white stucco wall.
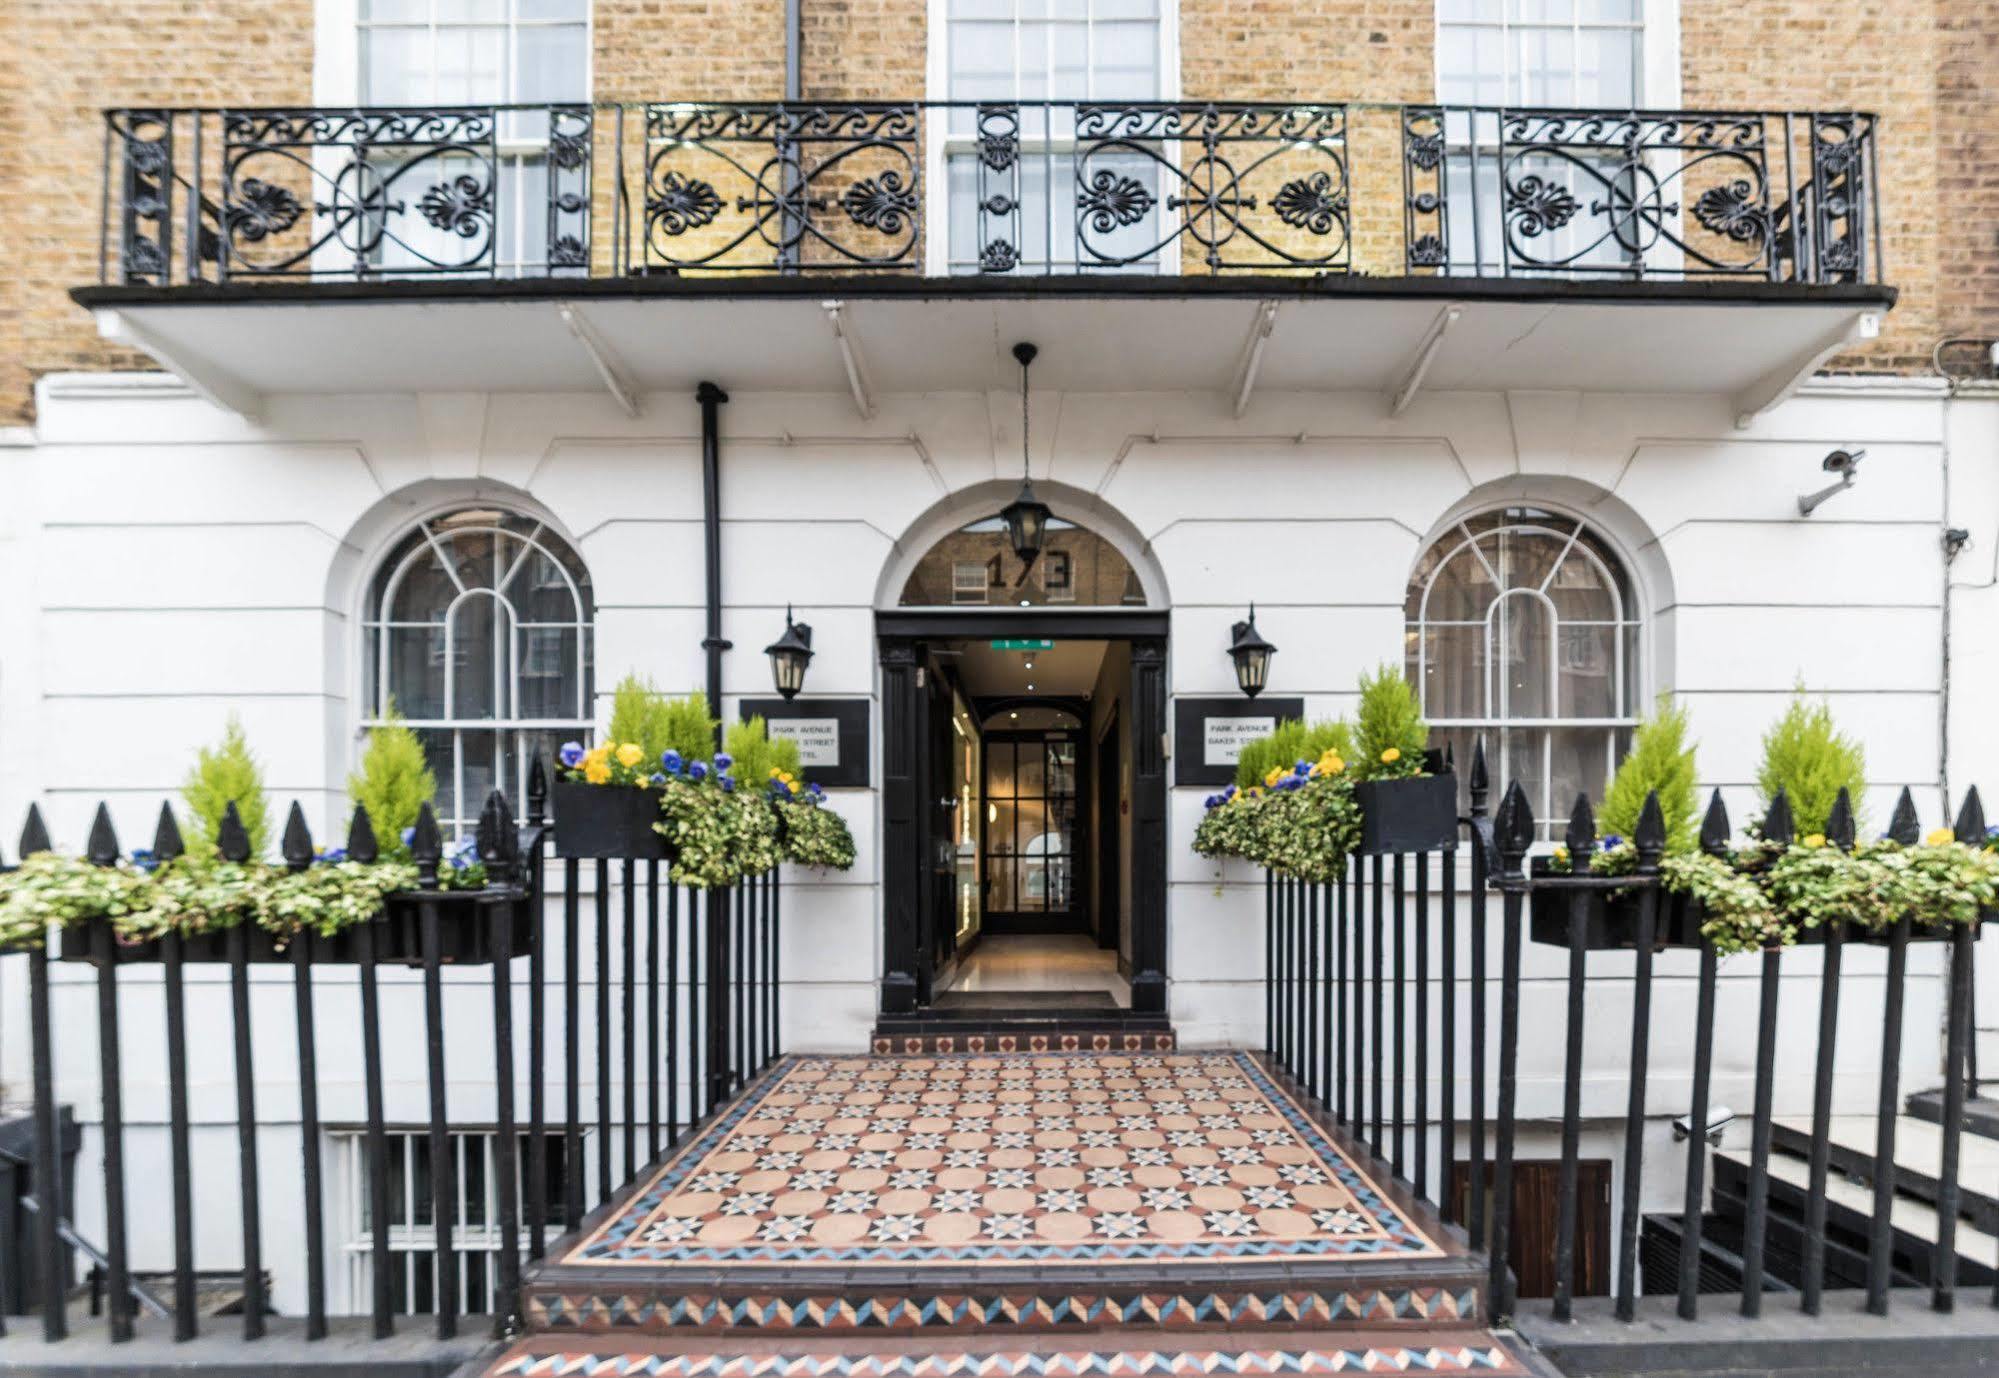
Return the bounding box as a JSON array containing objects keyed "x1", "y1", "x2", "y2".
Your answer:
[{"x1": 1, "y1": 366, "x2": 1990, "y2": 1312}]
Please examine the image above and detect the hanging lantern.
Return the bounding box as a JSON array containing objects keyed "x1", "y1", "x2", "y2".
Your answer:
[{"x1": 999, "y1": 341, "x2": 1052, "y2": 571}]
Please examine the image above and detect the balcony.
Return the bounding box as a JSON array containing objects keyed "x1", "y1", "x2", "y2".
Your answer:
[{"x1": 73, "y1": 101, "x2": 1895, "y2": 416}]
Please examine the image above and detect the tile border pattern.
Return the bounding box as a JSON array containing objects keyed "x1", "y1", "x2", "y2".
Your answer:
[
  {"x1": 870, "y1": 1033, "x2": 1178, "y2": 1055},
  {"x1": 491, "y1": 1342, "x2": 1527, "y2": 1377},
  {"x1": 524, "y1": 1287, "x2": 1480, "y2": 1334}
]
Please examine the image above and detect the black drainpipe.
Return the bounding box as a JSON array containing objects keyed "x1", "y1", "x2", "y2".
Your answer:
[{"x1": 698, "y1": 381, "x2": 730, "y2": 750}]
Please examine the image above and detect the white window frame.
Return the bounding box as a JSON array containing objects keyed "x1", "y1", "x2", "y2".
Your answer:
[
  {"x1": 312, "y1": 0, "x2": 593, "y2": 277},
  {"x1": 360, "y1": 507, "x2": 594, "y2": 836},
  {"x1": 334, "y1": 1126, "x2": 570, "y2": 1318},
  {"x1": 1406, "y1": 508, "x2": 1644, "y2": 839},
  {"x1": 952, "y1": 560, "x2": 991, "y2": 604},
  {"x1": 1432, "y1": 0, "x2": 1683, "y2": 277},
  {"x1": 922, "y1": 0, "x2": 1181, "y2": 276}
]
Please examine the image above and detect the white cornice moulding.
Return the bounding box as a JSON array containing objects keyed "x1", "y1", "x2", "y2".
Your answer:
[{"x1": 37, "y1": 371, "x2": 199, "y2": 402}]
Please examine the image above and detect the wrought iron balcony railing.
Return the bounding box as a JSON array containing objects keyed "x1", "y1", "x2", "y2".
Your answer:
[{"x1": 98, "y1": 101, "x2": 1881, "y2": 289}]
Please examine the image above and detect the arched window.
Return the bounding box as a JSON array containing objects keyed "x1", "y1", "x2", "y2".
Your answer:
[
  {"x1": 899, "y1": 517, "x2": 1147, "y2": 607},
  {"x1": 1405, "y1": 507, "x2": 1640, "y2": 837},
  {"x1": 364, "y1": 507, "x2": 594, "y2": 832}
]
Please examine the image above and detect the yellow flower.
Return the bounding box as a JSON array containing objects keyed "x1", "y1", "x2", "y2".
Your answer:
[
  {"x1": 769, "y1": 766, "x2": 784, "y2": 779},
  {"x1": 1802, "y1": 833, "x2": 1826, "y2": 849},
  {"x1": 583, "y1": 760, "x2": 612, "y2": 785},
  {"x1": 615, "y1": 742, "x2": 644, "y2": 769},
  {"x1": 788, "y1": 779, "x2": 802, "y2": 794},
  {"x1": 584, "y1": 743, "x2": 610, "y2": 765},
  {"x1": 1552, "y1": 845, "x2": 1569, "y2": 865},
  {"x1": 1380, "y1": 747, "x2": 1401, "y2": 765},
  {"x1": 1926, "y1": 827, "x2": 1957, "y2": 847},
  {"x1": 1264, "y1": 767, "x2": 1286, "y2": 788},
  {"x1": 1321, "y1": 754, "x2": 1345, "y2": 775}
]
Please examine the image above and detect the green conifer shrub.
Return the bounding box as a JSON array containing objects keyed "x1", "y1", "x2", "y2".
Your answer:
[
  {"x1": 346, "y1": 705, "x2": 437, "y2": 856},
  {"x1": 1598, "y1": 694, "x2": 1699, "y2": 853},
  {"x1": 1351, "y1": 666, "x2": 1428, "y2": 781},
  {"x1": 182, "y1": 715, "x2": 271, "y2": 858},
  {"x1": 1757, "y1": 691, "x2": 1866, "y2": 836}
]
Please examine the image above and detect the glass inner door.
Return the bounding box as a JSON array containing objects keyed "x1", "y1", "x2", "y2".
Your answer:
[{"x1": 983, "y1": 730, "x2": 1079, "y2": 926}]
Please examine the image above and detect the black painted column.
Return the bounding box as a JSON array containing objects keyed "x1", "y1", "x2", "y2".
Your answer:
[
  {"x1": 879, "y1": 639, "x2": 922, "y2": 1014},
  {"x1": 698, "y1": 381, "x2": 731, "y2": 747},
  {"x1": 1128, "y1": 636, "x2": 1168, "y2": 1014}
]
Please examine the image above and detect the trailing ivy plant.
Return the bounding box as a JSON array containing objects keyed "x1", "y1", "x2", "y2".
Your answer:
[
  {"x1": 1757, "y1": 692, "x2": 1866, "y2": 836},
  {"x1": 1352, "y1": 666, "x2": 1428, "y2": 781},
  {"x1": 182, "y1": 716, "x2": 271, "y2": 859}
]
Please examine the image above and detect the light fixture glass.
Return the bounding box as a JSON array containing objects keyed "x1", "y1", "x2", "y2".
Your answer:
[
  {"x1": 1228, "y1": 604, "x2": 1277, "y2": 699},
  {"x1": 763, "y1": 606, "x2": 815, "y2": 699},
  {"x1": 999, "y1": 342, "x2": 1052, "y2": 572}
]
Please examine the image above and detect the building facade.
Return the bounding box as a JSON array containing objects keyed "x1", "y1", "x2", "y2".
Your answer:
[{"x1": 2, "y1": 0, "x2": 1999, "y2": 1341}]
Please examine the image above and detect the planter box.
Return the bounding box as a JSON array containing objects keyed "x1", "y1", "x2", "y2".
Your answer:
[
  {"x1": 54, "y1": 889, "x2": 533, "y2": 967},
  {"x1": 1353, "y1": 772, "x2": 1458, "y2": 855},
  {"x1": 550, "y1": 780, "x2": 670, "y2": 860},
  {"x1": 1526, "y1": 858, "x2": 1706, "y2": 951}
]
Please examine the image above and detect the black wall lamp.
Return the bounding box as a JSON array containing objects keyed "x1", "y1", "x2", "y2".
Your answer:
[
  {"x1": 1228, "y1": 605, "x2": 1276, "y2": 699},
  {"x1": 764, "y1": 606, "x2": 814, "y2": 699}
]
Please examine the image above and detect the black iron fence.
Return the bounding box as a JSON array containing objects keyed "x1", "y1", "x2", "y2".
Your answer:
[
  {"x1": 1264, "y1": 741, "x2": 1990, "y2": 1325},
  {"x1": 97, "y1": 101, "x2": 1879, "y2": 285},
  {"x1": 0, "y1": 765, "x2": 781, "y2": 1345}
]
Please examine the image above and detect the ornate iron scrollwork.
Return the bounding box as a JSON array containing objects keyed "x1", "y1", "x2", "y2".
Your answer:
[
  {"x1": 1071, "y1": 103, "x2": 1350, "y2": 273},
  {"x1": 115, "y1": 111, "x2": 174, "y2": 284},
  {"x1": 1808, "y1": 113, "x2": 1871, "y2": 283},
  {"x1": 217, "y1": 107, "x2": 501, "y2": 278},
  {"x1": 1401, "y1": 106, "x2": 1448, "y2": 274},
  {"x1": 641, "y1": 103, "x2": 920, "y2": 272},
  {"x1": 975, "y1": 105, "x2": 1022, "y2": 274}
]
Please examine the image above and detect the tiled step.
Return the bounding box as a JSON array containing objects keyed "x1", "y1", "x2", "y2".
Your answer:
[
  {"x1": 521, "y1": 1050, "x2": 1484, "y2": 1339},
  {"x1": 869, "y1": 1024, "x2": 1176, "y2": 1056},
  {"x1": 484, "y1": 1328, "x2": 1539, "y2": 1377}
]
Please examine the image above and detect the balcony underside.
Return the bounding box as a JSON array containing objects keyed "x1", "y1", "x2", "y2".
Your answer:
[{"x1": 74, "y1": 275, "x2": 1892, "y2": 421}]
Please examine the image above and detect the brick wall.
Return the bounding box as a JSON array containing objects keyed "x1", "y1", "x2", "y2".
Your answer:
[
  {"x1": 1937, "y1": 0, "x2": 1999, "y2": 345},
  {"x1": 1, "y1": 0, "x2": 315, "y2": 424}
]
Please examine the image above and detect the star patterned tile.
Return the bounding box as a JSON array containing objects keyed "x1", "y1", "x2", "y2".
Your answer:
[{"x1": 567, "y1": 1052, "x2": 1441, "y2": 1267}]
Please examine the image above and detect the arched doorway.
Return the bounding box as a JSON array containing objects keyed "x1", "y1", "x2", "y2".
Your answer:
[{"x1": 876, "y1": 490, "x2": 1168, "y2": 1022}]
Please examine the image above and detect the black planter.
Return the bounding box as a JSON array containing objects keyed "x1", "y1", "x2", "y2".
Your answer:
[
  {"x1": 53, "y1": 888, "x2": 532, "y2": 967},
  {"x1": 550, "y1": 780, "x2": 670, "y2": 860},
  {"x1": 1353, "y1": 771, "x2": 1459, "y2": 855},
  {"x1": 57, "y1": 921, "x2": 287, "y2": 965},
  {"x1": 1526, "y1": 858, "x2": 1707, "y2": 950}
]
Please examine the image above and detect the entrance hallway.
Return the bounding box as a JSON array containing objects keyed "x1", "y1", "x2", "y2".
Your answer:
[
  {"x1": 495, "y1": 1050, "x2": 1537, "y2": 1376},
  {"x1": 935, "y1": 934, "x2": 1130, "y2": 1010}
]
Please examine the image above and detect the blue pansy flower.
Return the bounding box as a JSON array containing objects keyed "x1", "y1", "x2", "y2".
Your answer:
[
  {"x1": 315, "y1": 847, "x2": 348, "y2": 866},
  {"x1": 688, "y1": 760, "x2": 708, "y2": 781},
  {"x1": 808, "y1": 782, "x2": 824, "y2": 798},
  {"x1": 714, "y1": 753, "x2": 733, "y2": 772},
  {"x1": 1601, "y1": 834, "x2": 1625, "y2": 850},
  {"x1": 661, "y1": 749, "x2": 683, "y2": 774},
  {"x1": 559, "y1": 741, "x2": 585, "y2": 767},
  {"x1": 130, "y1": 848, "x2": 158, "y2": 873},
  {"x1": 1295, "y1": 760, "x2": 1312, "y2": 776},
  {"x1": 649, "y1": 772, "x2": 667, "y2": 787},
  {"x1": 401, "y1": 826, "x2": 417, "y2": 847},
  {"x1": 721, "y1": 775, "x2": 736, "y2": 793}
]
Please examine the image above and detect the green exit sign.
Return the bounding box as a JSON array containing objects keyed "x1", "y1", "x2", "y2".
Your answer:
[{"x1": 990, "y1": 639, "x2": 1055, "y2": 651}]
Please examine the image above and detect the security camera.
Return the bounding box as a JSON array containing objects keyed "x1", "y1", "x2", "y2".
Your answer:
[
  {"x1": 1672, "y1": 1105, "x2": 1734, "y2": 1148},
  {"x1": 1799, "y1": 449, "x2": 1865, "y2": 517}
]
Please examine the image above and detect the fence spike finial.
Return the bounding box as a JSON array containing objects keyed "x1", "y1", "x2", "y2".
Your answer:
[
  {"x1": 153, "y1": 803, "x2": 185, "y2": 863},
  {"x1": 1699, "y1": 789, "x2": 1732, "y2": 856},
  {"x1": 412, "y1": 803, "x2": 442, "y2": 890},
  {"x1": 281, "y1": 802, "x2": 314, "y2": 871},
  {"x1": 527, "y1": 758, "x2": 548, "y2": 825},
  {"x1": 1565, "y1": 793, "x2": 1597, "y2": 865},
  {"x1": 86, "y1": 804, "x2": 122, "y2": 867},
  {"x1": 1494, "y1": 779, "x2": 1534, "y2": 870},
  {"x1": 1953, "y1": 785, "x2": 1985, "y2": 846},
  {"x1": 1468, "y1": 736, "x2": 1490, "y2": 810},
  {"x1": 1762, "y1": 789, "x2": 1795, "y2": 847},
  {"x1": 477, "y1": 792, "x2": 506, "y2": 864},
  {"x1": 1635, "y1": 790, "x2": 1667, "y2": 865},
  {"x1": 1827, "y1": 787, "x2": 1858, "y2": 851},
  {"x1": 346, "y1": 803, "x2": 380, "y2": 864},
  {"x1": 217, "y1": 801, "x2": 253, "y2": 862},
  {"x1": 20, "y1": 804, "x2": 52, "y2": 858}
]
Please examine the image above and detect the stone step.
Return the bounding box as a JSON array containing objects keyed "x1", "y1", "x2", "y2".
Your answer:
[
  {"x1": 521, "y1": 1049, "x2": 1485, "y2": 1339},
  {"x1": 483, "y1": 1328, "x2": 1543, "y2": 1378},
  {"x1": 1769, "y1": 1113, "x2": 1999, "y2": 1236}
]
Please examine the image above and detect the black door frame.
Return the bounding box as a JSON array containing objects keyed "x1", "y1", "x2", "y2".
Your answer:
[{"x1": 876, "y1": 609, "x2": 1169, "y2": 1016}]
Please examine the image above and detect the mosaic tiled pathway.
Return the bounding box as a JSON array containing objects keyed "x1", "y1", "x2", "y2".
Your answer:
[{"x1": 492, "y1": 1051, "x2": 1542, "y2": 1378}]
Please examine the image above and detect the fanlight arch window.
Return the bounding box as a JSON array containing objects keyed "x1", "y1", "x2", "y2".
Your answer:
[
  {"x1": 1404, "y1": 507, "x2": 1640, "y2": 838},
  {"x1": 364, "y1": 507, "x2": 594, "y2": 834},
  {"x1": 899, "y1": 517, "x2": 1147, "y2": 607}
]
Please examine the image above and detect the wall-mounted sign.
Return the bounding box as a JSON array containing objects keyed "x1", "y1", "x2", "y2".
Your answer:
[
  {"x1": 1172, "y1": 695, "x2": 1305, "y2": 787},
  {"x1": 739, "y1": 698, "x2": 871, "y2": 788}
]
